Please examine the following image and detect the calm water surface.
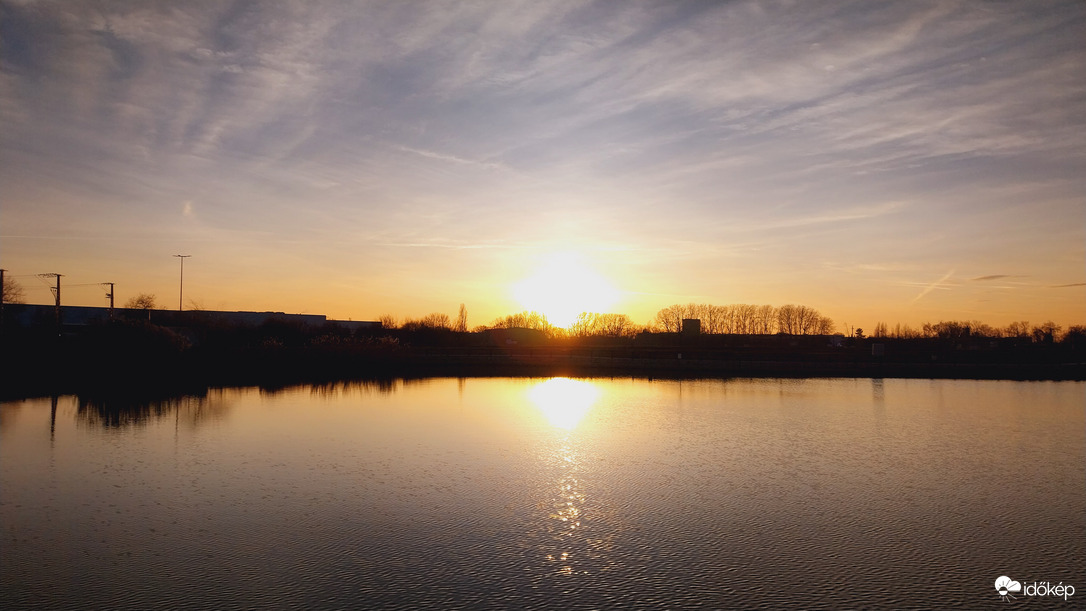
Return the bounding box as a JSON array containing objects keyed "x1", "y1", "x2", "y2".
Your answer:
[{"x1": 2, "y1": 378, "x2": 1083, "y2": 609}]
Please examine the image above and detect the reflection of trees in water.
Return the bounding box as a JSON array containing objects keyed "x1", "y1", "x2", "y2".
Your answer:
[
  {"x1": 319, "y1": 378, "x2": 399, "y2": 396},
  {"x1": 871, "y1": 377, "x2": 885, "y2": 405},
  {"x1": 303, "y1": 378, "x2": 416, "y2": 398},
  {"x1": 76, "y1": 392, "x2": 228, "y2": 429},
  {"x1": 60, "y1": 376, "x2": 424, "y2": 429}
]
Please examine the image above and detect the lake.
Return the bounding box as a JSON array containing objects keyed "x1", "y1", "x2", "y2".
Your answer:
[{"x1": 2, "y1": 377, "x2": 1083, "y2": 609}]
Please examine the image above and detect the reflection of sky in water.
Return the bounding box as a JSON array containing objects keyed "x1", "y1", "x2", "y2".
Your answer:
[{"x1": 2, "y1": 378, "x2": 1083, "y2": 608}]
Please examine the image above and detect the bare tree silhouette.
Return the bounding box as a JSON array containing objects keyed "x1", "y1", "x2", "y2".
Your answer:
[
  {"x1": 456, "y1": 303, "x2": 468, "y2": 333},
  {"x1": 1031, "y1": 321, "x2": 1061, "y2": 343},
  {"x1": 891, "y1": 323, "x2": 923, "y2": 338},
  {"x1": 1063, "y1": 325, "x2": 1085, "y2": 346},
  {"x1": 654, "y1": 302, "x2": 832, "y2": 335},
  {"x1": 2, "y1": 278, "x2": 26, "y2": 304},
  {"x1": 125, "y1": 293, "x2": 157, "y2": 310},
  {"x1": 488, "y1": 311, "x2": 558, "y2": 336},
  {"x1": 402, "y1": 313, "x2": 452, "y2": 331},
  {"x1": 777, "y1": 304, "x2": 833, "y2": 335},
  {"x1": 1005, "y1": 321, "x2": 1031, "y2": 338},
  {"x1": 754, "y1": 305, "x2": 777, "y2": 334},
  {"x1": 570, "y1": 312, "x2": 638, "y2": 338},
  {"x1": 654, "y1": 304, "x2": 685, "y2": 332}
]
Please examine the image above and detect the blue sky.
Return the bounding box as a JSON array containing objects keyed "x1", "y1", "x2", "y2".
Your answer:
[{"x1": 2, "y1": 0, "x2": 1083, "y2": 328}]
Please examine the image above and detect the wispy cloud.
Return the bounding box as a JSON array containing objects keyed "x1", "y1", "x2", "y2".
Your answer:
[
  {"x1": 972, "y1": 274, "x2": 1017, "y2": 281},
  {"x1": 394, "y1": 145, "x2": 509, "y2": 173},
  {"x1": 5, "y1": 1, "x2": 1083, "y2": 203},
  {"x1": 768, "y1": 202, "x2": 905, "y2": 229},
  {"x1": 377, "y1": 240, "x2": 521, "y2": 250}
]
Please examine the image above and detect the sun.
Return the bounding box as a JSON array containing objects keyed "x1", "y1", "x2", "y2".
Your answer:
[{"x1": 513, "y1": 252, "x2": 619, "y2": 328}]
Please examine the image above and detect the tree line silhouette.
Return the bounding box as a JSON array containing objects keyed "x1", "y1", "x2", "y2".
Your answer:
[
  {"x1": 3, "y1": 295, "x2": 1083, "y2": 399},
  {"x1": 652, "y1": 303, "x2": 835, "y2": 335},
  {"x1": 5, "y1": 277, "x2": 1081, "y2": 345},
  {"x1": 869, "y1": 319, "x2": 1075, "y2": 343},
  {"x1": 375, "y1": 302, "x2": 1083, "y2": 344},
  {"x1": 379, "y1": 303, "x2": 839, "y2": 338}
]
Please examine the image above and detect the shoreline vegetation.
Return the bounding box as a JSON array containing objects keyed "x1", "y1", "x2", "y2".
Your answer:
[{"x1": 2, "y1": 303, "x2": 1083, "y2": 400}]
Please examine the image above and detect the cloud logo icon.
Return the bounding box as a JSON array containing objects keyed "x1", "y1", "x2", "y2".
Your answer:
[{"x1": 995, "y1": 576, "x2": 1022, "y2": 600}]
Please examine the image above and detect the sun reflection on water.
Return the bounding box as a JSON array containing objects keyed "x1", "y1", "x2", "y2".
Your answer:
[
  {"x1": 544, "y1": 466, "x2": 589, "y2": 576},
  {"x1": 522, "y1": 378, "x2": 610, "y2": 578},
  {"x1": 527, "y1": 377, "x2": 599, "y2": 430}
]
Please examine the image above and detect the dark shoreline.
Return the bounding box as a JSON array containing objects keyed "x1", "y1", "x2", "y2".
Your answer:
[
  {"x1": 4, "y1": 312, "x2": 1083, "y2": 400},
  {"x1": 4, "y1": 347, "x2": 1082, "y2": 402}
]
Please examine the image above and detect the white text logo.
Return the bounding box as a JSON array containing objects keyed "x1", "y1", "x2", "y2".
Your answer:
[{"x1": 995, "y1": 575, "x2": 1075, "y2": 602}]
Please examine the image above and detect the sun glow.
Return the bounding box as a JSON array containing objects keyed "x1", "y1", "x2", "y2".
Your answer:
[
  {"x1": 512, "y1": 252, "x2": 619, "y2": 328},
  {"x1": 527, "y1": 378, "x2": 600, "y2": 430}
]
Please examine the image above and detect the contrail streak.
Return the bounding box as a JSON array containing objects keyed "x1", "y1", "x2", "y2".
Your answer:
[{"x1": 911, "y1": 269, "x2": 955, "y2": 304}]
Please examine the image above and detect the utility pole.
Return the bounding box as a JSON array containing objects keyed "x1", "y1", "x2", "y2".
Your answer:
[
  {"x1": 102, "y1": 282, "x2": 115, "y2": 320},
  {"x1": 40, "y1": 273, "x2": 62, "y2": 334},
  {"x1": 174, "y1": 254, "x2": 191, "y2": 311},
  {"x1": 54, "y1": 274, "x2": 61, "y2": 332},
  {"x1": 0, "y1": 268, "x2": 5, "y2": 324}
]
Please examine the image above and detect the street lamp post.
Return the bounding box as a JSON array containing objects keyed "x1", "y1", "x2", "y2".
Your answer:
[{"x1": 174, "y1": 254, "x2": 191, "y2": 311}]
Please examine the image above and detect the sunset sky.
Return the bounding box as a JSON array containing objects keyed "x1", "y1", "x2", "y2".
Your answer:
[{"x1": 2, "y1": 0, "x2": 1083, "y2": 330}]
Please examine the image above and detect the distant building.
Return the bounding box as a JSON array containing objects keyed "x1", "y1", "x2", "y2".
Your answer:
[
  {"x1": 682, "y1": 318, "x2": 701, "y2": 335},
  {"x1": 330, "y1": 319, "x2": 383, "y2": 332},
  {"x1": 3, "y1": 303, "x2": 379, "y2": 331}
]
